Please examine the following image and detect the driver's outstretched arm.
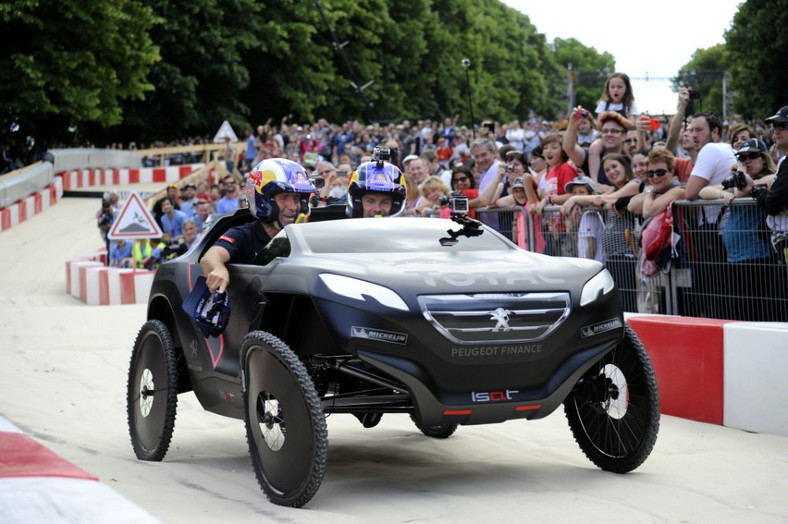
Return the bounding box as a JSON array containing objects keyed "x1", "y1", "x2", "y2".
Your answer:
[{"x1": 200, "y1": 246, "x2": 232, "y2": 293}]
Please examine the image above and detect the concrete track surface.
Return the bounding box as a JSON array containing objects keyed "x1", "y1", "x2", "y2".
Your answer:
[{"x1": 0, "y1": 195, "x2": 785, "y2": 523}]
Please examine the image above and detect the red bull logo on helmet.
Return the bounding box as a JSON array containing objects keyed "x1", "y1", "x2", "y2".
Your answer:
[
  {"x1": 367, "y1": 170, "x2": 394, "y2": 191},
  {"x1": 291, "y1": 170, "x2": 314, "y2": 192}
]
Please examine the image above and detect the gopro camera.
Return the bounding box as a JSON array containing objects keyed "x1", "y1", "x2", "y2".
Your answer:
[
  {"x1": 372, "y1": 146, "x2": 391, "y2": 166},
  {"x1": 440, "y1": 191, "x2": 470, "y2": 213}
]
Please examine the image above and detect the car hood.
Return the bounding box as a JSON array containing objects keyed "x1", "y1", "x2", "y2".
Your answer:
[{"x1": 287, "y1": 249, "x2": 601, "y2": 295}]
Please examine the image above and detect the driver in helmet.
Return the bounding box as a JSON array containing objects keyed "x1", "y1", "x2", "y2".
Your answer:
[
  {"x1": 200, "y1": 158, "x2": 315, "y2": 293},
  {"x1": 346, "y1": 159, "x2": 407, "y2": 218}
]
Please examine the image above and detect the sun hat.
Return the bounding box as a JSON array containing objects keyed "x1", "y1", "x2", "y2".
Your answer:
[{"x1": 564, "y1": 176, "x2": 597, "y2": 194}]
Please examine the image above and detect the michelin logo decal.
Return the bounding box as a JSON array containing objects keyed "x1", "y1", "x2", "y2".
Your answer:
[
  {"x1": 580, "y1": 318, "x2": 623, "y2": 338},
  {"x1": 351, "y1": 326, "x2": 408, "y2": 345}
]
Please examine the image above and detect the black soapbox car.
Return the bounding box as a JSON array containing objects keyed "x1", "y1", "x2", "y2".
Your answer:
[{"x1": 127, "y1": 209, "x2": 659, "y2": 507}]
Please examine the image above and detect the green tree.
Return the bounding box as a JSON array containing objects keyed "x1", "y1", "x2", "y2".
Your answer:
[
  {"x1": 431, "y1": 0, "x2": 558, "y2": 123},
  {"x1": 552, "y1": 38, "x2": 615, "y2": 114},
  {"x1": 240, "y1": 1, "x2": 335, "y2": 124},
  {"x1": 672, "y1": 45, "x2": 728, "y2": 117},
  {"x1": 0, "y1": 0, "x2": 159, "y2": 145},
  {"x1": 725, "y1": 0, "x2": 788, "y2": 118},
  {"x1": 113, "y1": 0, "x2": 263, "y2": 144},
  {"x1": 3, "y1": 0, "x2": 669, "y2": 148}
]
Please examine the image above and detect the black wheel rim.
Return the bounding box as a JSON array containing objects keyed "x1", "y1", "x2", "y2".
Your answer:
[
  {"x1": 132, "y1": 332, "x2": 169, "y2": 453},
  {"x1": 246, "y1": 346, "x2": 316, "y2": 496},
  {"x1": 570, "y1": 342, "x2": 649, "y2": 458}
]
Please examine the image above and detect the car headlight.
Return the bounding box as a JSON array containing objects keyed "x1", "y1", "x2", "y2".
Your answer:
[
  {"x1": 319, "y1": 273, "x2": 409, "y2": 312},
  {"x1": 579, "y1": 270, "x2": 615, "y2": 306}
]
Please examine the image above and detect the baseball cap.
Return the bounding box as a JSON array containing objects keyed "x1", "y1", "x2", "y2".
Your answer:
[
  {"x1": 402, "y1": 154, "x2": 419, "y2": 165},
  {"x1": 565, "y1": 176, "x2": 597, "y2": 194},
  {"x1": 597, "y1": 111, "x2": 629, "y2": 130},
  {"x1": 511, "y1": 177, "x2": 525, "y2": 189},
  {"x1": 765, "y1": 106, "x2": 788, "y2": 124},
  {"x1": 736, "y1": 138, "x2": 768, "y2": 155}
]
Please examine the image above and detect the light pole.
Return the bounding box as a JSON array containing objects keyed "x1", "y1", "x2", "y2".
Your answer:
[{"x1": 461, "y1": 59, "x2": 476, "y2": 139}]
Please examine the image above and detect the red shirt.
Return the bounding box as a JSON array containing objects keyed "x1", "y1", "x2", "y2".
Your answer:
[
  {"x1": 460, "y1": 188, "x2": 479, "y2": 220},
  {"x1": 545, "y1": 162, "x2": 577, "y2": 197},
  {"x1": 437, "y1": 145, "x2": 453, "y2": 162},
  {"x1": 674, "y1": 158, "x2": 693, "y2": 184}
]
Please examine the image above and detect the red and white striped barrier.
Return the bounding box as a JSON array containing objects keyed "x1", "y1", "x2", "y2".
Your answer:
[
  {"x1": 1, "y1": 164, "x2": 204, "y2": 235},
  {"x1": 66, "y1": 256, "x2": 155, "y2": 305},
  {"x1": 0, "y1": 416, "x2": 160, "y2": 522},
  {"x1": 0, "y1": 177, "x2": 63, "y2": 233},
  {"x1": 58, "y1": 164, "x2": 203, "y2": 191},
  {"x1": 627, "y1": 315, "x2": 788, "y2": 437}
]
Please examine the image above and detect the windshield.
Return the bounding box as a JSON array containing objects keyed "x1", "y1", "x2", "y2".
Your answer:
[{"x1": 288, "y1": 217, "x2": 516, "y2": 254}]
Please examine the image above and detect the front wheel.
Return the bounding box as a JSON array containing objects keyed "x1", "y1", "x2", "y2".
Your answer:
[
  {"x1": 564, "y1": 325, "x2": 660, "y2": 473},
  {"x1": 127, "y1": 320, "x2": 179, "y2": 461},
  {"x1": 241, "y1": 331, "x2": 328, "y2": 507}
]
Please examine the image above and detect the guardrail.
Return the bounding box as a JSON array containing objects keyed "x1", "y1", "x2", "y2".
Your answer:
[
  {"x1": 132, "y1": 142, "x2": 245, "y2": 167},
  {"x1": 468, "y1": 199, "x2": 788, "y2": 322}
]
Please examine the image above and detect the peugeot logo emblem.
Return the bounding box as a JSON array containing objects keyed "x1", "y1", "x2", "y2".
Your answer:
[{"x1": 489, "y1": 308, "x2": 512, "y2": 332}]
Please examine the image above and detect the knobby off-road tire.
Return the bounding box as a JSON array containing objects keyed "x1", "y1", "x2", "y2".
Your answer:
[
  {"x1": 564, "y1": 325, "x2": 660, "y2": 473},
  {"x1": 241, "y1": 331, "x2": 328, "y2": 507},
  {"x1": 127, "y1": 320, "x2": 179, "y2": 461}
]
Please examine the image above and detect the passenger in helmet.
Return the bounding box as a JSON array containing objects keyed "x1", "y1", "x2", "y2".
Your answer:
[
  {"x1": 346, "y1": 160, "x2": 407, "y2": 218},
  {"x1": 200, "y1": 158, "x2": 315, "y2": 292}
]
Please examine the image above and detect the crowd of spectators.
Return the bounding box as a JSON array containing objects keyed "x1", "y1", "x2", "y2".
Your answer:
[{"x1": 87, "y1": 73, "x2": 787, "y2": 321}]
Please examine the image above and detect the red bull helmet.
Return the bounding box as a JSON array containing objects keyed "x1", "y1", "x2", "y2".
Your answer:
[
  {"x1": 346, "y1": 161, "x2": 407, "y2": 218},
  {"x1": 246, "y1": 158, "x2": 315, "y2": 226}
]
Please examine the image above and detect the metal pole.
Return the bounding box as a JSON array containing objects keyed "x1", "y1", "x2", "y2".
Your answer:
[{"x1": 462, "y1": 59, "x2": 475, "y2": 139}]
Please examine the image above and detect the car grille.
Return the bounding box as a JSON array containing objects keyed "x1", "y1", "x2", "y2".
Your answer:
[{"x1": 418, "y1": 292, "x2": 571, "y2": 344}]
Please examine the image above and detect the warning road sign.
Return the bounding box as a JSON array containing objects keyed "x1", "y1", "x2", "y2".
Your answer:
[
  {"x1": 213, "y1": 120, "x2": 238, "y2": 143},
  {"x1": 107, "y1": 191, "x2": 163, "y2": 240}
]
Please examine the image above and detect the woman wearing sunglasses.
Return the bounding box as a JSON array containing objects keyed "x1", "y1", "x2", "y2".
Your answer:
[
  {"x1": 642, "y1": 149, "x2": 686, "y2": 219},
  {"x1": 449, "y1": 165, "x2": 498, "y2": 220},
  {"x1": 699, "y1": 138, "x2": 780, "y2": 320}
]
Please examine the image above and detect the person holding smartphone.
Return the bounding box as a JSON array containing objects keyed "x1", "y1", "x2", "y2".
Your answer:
[{"x1": 327, "y1": 164, "x2": 352, "y2": 203}]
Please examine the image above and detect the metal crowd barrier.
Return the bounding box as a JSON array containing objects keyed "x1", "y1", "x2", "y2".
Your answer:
[{"x1": 471, "y1": 200, "x2": 787, "y2": 322}]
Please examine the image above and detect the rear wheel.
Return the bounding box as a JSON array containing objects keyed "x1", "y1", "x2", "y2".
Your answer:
[
  {"x1": 127, "y1": 320, "x2": 179, "y2": 461},
  {"x1": 564, "y1": 325, "x2": 659, "y2": 473},
  {"x1": 241, "y1": 331, "x2": 327, "y2": 507},
  {"x1": 410, "y1": 414, "x2": 459, "y2": 439}
]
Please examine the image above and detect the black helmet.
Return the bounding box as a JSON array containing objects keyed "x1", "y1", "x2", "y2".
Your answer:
[{"x1": 345, "y1": 161, "x2": 407, "y2": 218}]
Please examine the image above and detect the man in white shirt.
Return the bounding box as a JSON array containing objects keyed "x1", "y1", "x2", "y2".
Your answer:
[
  {"x1": 505, "y1": 120, "x2": 525, "y2": 150},
  {"x1": 472, "y1": 137, "x2": 501, "y2": 231},
  {"x1": 683, "y1": 110, "x2": 736, "y2": 318},
  {"x1": 685, "y1": 111, "x2": 737, "y2": 203}
]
